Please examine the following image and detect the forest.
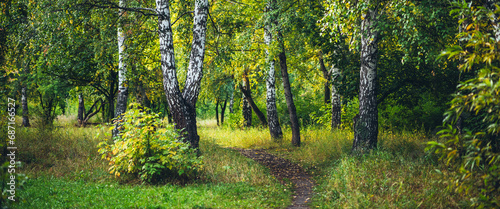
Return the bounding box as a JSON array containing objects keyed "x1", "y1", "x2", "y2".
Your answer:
[{"x1": 0, "y1": 0, "x2": 499, "y2": 208}]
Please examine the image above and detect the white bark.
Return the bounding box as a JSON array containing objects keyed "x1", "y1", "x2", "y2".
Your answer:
[
  {"x1": 353, "y1": 3, "x2": 379, "y2": 152},
  {"x1": 264, "y1": 0, "x2": 283, "y2": 139},
  {"x1": 156, "y1": 0, "x2": 208, "y2": 148},
  {"x1": 182, "y1": 0, "x2": 209, "y2": 105},
  {"x1": 113, "y1": 0, "x2": 130, "y2": 138}
]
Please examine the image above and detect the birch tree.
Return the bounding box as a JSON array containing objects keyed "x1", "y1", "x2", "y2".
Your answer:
[
  {"x1": 264, "y1": 0, "x2": 283, "y2": 140},
  {"x1": 156, "y1": 0, "x2": 209, "y2": 148},
  {"x1": 352, "y1": 2, "x2": 380, "y2": 152},
  {"x1": 113, "y1": 0, "x2": 129, "y2": 138}
]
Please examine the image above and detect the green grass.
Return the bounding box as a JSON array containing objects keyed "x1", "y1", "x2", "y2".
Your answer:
[
  {"x1": 7, "y1": 116, "x2": 291, "y2": 209},
  {"x1": 8, "y1": 116, "x2": 469, "y2": 208},
  {"x1": 13, "y1": 177, "x2": 288, "y2": 208},
  {"x1": 200, "y1": 121, "x2": 469, "y2": 208}
]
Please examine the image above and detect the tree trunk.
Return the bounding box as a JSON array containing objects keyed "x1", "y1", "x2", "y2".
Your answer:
[
  {"x1": 21, "y1": 86, "x2": 30, "y2": 127},
  {"x1": 319, "y1": 51, "x2": 331, "y2": 104},
  {"x1": 77, "y1": 93, "x2": 85, "y2": 126},
  {"x1": 105, "y1": 63, "x2": 118, "y2": 123},
  {"x1": 331, "y1": 83, "x2": 341, "y2": 129},
  {"x1": 277, "y1": 32, "x2": 301, "y2": 146},
  {"x1": 136, "y1": 78, "x2": 151, "y2": 109},
  {"x1": 242, "y1": 77, "x2": 252, "y2": 127},
  {"x1": 156, "y1": 0, "x2": 208, "y2": 149},
  {"x1": 113, "y1": 0, "x2": 129, "y2": 138},
  {"x1": 352, "y1": 4, "x2": 379, "y2": 153},
  {"x1": 240, "y1": 71, "x2": 268, "y2": 126},
  {"x1": 221, "y1": 97, "x2": 227, "y2": 125},
  {"x1": 21, "y1": 60, "x2": 30, "y2": 127},
  {"x1": 215, "y1": 99, "x2": 220, "y2": 126},
  {"x1": 264, "y1": 0, "x2": 283, "y2": 140},
  {"x1": 229, "y1": 86, "x2": 234, "y2": 113}
]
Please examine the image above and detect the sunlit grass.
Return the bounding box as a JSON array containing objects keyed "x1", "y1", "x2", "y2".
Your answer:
[
  {"x1": 199, "y1": 122, "x2": 280, "y2": 149},
  {"x1": 199, "y1": 119, "x2": 467, "y2": 208},
  {"x1": 11, "y1": 117, "x2": 291, "y2": 208}
]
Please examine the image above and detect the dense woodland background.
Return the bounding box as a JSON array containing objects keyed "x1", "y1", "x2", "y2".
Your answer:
[{"x1": 0, "y1": 0, "x2": 499, "y2": 208}]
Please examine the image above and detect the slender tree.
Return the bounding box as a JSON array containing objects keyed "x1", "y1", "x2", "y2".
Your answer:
[
  {"x1": 264, "y1": 0, "x2": 283, "y2": 140},
  {"x1": 319, "y1": 51, "x2": 331, "y2": 104},
  {"x1": 277, "y1": 31, "x2": 301, "y2": 146},
  {"x1": 240, "y1": 70, "x2": 268, "y2": 126},
  {"x1": 21, "y1": 86, "x2": 30, "y2": 127},
  {"x1": 156, "y1": 0, "x2": 209, "y2": 148},
  {"x1": 242, "y1": 74, "x2": 252, "y2": 127},
  {"x1": 113, "y1": 0, "x2": 129, "y2": 138},
  {"x1": 352, "y1": 2, "x2": 379, "y2": 152},
  {"x1": 330, "y1": 66, "x2": 341, "y2": 129},
  {"x1": 21, "y1": 60, "x2": 30, "y2": 127}
]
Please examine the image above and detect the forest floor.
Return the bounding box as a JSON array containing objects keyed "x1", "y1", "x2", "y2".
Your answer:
[{"x1": 235, "y1": 148, "x2": 314, "y2": 209}]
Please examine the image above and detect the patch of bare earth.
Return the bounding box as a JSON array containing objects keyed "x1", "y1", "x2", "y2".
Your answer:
[{"x1": 236, "y1": 149, "x2": 314, "y2": 209}]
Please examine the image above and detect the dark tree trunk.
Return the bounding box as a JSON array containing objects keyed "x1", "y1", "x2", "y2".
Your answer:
[
  {"x1": 319, "y1": 51, "x2": 331, "y2": 104},
  {"x1": 157, "y1": 0, "x2": 208, "y2": 149},
  {"x1": 136, "y1": 81, "x2": 151, "y2": 108},
  {"x1": 353, "y1": 5, "x2": 379, "y2": 153},
  {"x1": 215, "y1": 99, "x2": 220, "y2": 126},
  {"x1": 277, "y1": 32, "x2": 301, "y2": 147},
  {"x1": 242, "y1": 78, "x2": 252, "y2": 127},
  {"x1": 78, "y1": 93, "x2": 85, "y2": 126},
  {"x1": 264, "y1": 0, "x2": 283, "y2": 140},
  {"x1": 105, "y1": 70, "x2": 117, "y2": 123},
  {"x1": 240, "y1": 71, "x2": 268, "y2": 126},
  {"x1": 221, "y1": 97, "x2": 227, "y2": 125},
  {"x1": 21, "y1": 86, "x2": 30, "y2": 127}
]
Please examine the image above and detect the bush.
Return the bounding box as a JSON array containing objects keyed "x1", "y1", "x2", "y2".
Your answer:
[
  {"x1": 426, "y1": 3, "x2": 500, "y2": 208},
  {"x1": 98, "y1": 104, "x2": 203, "y2": 183}
]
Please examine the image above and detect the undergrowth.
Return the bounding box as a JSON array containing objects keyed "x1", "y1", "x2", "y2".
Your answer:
[
  {"x1": 10, "y1": 116, "x2": 290, "y2": 208},
  {"x1": 200, "y1": 120, "x2": 469, "y2": 208}
]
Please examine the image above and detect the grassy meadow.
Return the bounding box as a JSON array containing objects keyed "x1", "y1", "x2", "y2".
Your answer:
[{"x1": 6, "y1": 116, "x2": 467, "y2": 208}]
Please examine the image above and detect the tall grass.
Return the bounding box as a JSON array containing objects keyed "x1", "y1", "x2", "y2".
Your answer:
[
  {"x1": 11, "y1": 117, "x2": 291, "y2": 208},
  {"x1": 17, "y1": 124, "x2": 110, "y2": 182},
  {"x1": 200, "y1": 120, "x2": 468, "y2": 208}
]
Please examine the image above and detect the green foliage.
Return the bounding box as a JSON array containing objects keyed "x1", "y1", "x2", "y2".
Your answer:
[
  {"x1": 426, "y1": 2, "x2": 500, "y2": 208},
  {"x1": 379, "y1": 93, "x2": 446, "y2": 132},
  {"x1": 310, "y1": 98, "x2": 359, "y2": 130},
  {"x1": 98, "y1": 104, "x2": 203, "y2": 183}
]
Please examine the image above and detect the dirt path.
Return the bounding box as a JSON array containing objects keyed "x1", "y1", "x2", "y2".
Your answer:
[{"x1": 236, "y1": 149, "x2": 314, "y2": 209}]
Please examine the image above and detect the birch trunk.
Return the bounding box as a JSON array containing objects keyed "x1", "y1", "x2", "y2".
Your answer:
[
  {"x1": 21, "y1": 86, "x2": 30, "y2": 127},
  {"x1": 264, "y1": 0, "x2": 283, "y2": 140},
  {"x1": 113, "y1": 0, "x2": 129, "y2": 138},
  {"x1": 21, "y1": 61, "x2": 30, "y2": 127},
  {"x1": 331, "y1": 80, "x2": 341, "y2": 129},
  {"x1": 156, "y1": 0, "x2": 208, "y2": 148},
  {"x1": 229, "y1": 86, "x2": 234, "y2": 113},
  {"x1": 353, "y1": 5, "x2": 379, "y2": 152},
  {"x1": 78, "y1": 93, "x2": 84, "y2": 126}
]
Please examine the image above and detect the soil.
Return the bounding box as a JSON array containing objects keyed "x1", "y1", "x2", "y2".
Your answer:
[{"x1": 236, "y1": 149, "x2": 314, "y2": 209}]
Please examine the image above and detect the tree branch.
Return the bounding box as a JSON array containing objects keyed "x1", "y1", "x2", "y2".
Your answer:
[{"x1": 75, "y1": 0, "x2": 157, "y2": 16}]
